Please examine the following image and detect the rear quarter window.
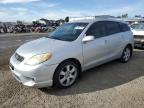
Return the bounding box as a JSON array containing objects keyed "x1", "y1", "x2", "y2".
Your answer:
[
  {"x1": 105, "y1": 21, "x2": 121, "y2": 35},
  {"x1": 119, "y1": 23, "x2": 130, "y2": 32}
]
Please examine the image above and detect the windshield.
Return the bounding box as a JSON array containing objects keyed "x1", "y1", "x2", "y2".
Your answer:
[
  {"x1": 131, "y1": 23, "x2": 144, "y2": 30},
  {"x1": 47, "y1": 23, "x2": 88, "y2": 41}
]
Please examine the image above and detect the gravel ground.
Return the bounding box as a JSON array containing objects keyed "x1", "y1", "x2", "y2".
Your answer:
[
  {"x1": 0, "y1": 33, "x2": 48, "y2": 66},
  {"x1": 0, "y1": 49, "x2": 144, "y2": 108}
]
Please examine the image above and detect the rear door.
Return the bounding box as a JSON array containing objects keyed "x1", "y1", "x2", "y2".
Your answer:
[{"x1": 104, "y1": 21, "x2": 123, "y2": 58}]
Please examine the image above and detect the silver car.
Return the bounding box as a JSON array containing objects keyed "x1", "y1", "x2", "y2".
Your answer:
[
  {"x1": 9, "y1": 19, "x2": 134, "y2": 88},
  {"x1": 131, "y1": 23, "x2": 144, "y2": 48}
]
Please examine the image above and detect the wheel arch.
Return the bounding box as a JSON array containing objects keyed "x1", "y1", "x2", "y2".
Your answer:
[
  {"x1": 53, "y1": 58, "x2": 82, "y2": 81},
  {"x1": 126, "y1": 43, "x2": 133, "y2": 56}
]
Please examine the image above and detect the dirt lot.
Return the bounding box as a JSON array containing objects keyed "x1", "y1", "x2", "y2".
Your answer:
[
  {"x1": 0, "y1": 49, "x2": 144, "y2": 108},
  {"x1": 0, "y1": 33, "x2": 47, "y2": 66}
]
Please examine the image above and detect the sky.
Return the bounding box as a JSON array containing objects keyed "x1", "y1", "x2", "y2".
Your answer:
[{"x1": 0, "y1": 0, "x2": 144, "y2": 22}]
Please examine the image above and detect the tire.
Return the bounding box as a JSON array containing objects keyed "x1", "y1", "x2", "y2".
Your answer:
[
  {"x1": 53, "y1": 61, "x2": 79, "y2": 88},
  {"x1": 142, "y1": 44, "x2": 144, "y2": 49},
  {"x1": 120, "y1": 45, "x2": 132, "y2": 63}
]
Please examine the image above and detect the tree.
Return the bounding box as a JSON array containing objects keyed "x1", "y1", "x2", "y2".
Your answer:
[
  {"x1": 117, "y1": 16, "x2": 121, "y2": 18},
  {"x1": 135, "y1": 15, "x2": 142, "y2": 18},
  {"x1": 65, "y1": 16, "x2": 69, "y2": 22},
  {"x1": 116, "y1": 14, "x2": 129, "y2": 18},
  {"x1": 121, "y1": 13, "x2": 128, "y2": 18}
]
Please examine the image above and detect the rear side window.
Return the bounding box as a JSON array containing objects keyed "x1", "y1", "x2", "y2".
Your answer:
[
  {"x1": 119, "y1": 23, "x2": 130, "y2": 32},
  {"x1": 86, "y1": 21, "x2": 106, "y2": 38},
  {"x1": 105, "y1": 21, "x2": 121, "y2": 35}
]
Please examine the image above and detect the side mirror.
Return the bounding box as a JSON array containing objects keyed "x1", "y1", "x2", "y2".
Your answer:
[{"x1": 82, "y1": 36, "x2": 95, "y2": 43}]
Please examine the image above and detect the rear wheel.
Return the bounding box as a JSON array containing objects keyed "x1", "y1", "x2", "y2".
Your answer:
[
  {"x1": 53, "y1": 61, "x2": 79, "y2": 88},
  {"x1": 120, "y1": 46, "x2": 132, "y2": 63}
]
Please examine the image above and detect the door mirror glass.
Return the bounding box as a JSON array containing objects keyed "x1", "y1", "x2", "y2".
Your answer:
[{"x1": 82, "y1": 36, "x2": 95, "y2": 43}]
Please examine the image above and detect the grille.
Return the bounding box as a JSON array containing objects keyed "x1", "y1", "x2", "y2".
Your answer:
[{"x1": 15, "y1": 53, "x2": 24, "y2": 62}]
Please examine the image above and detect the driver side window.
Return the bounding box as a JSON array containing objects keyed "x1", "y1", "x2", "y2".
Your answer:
[{"x1": 86, "y1": 21, "x2": 106, "y2": 38}]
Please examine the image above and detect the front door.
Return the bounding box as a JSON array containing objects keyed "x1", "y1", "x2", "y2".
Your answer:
[{"x1": 82, "y1": 21, "x2": 109, "y2": 70}]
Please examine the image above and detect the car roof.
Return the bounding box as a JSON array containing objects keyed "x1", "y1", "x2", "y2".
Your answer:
[{"x1": 69, "y1": 18, "x2": 127, "y2": 24}]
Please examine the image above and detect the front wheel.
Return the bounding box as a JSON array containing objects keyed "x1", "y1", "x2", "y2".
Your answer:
[
  {"x1": 120, "y1": 46, "x2": 132, "y2": 63},
  {"x1": 53, "y1": 61, "x2": 79, "y2": 88}
]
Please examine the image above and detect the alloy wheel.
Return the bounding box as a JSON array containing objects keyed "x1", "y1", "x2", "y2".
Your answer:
[
  {"x1": 123, "y1": 47, "x2": 131, "y2": 62},
  {"x1": 59, "y1": 64, "x2": 78, "y2": 87}
]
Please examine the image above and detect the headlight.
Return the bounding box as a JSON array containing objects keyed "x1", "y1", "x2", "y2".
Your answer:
[{"x1": 25, "y1": 53, "x2": 52, "y2": 65}]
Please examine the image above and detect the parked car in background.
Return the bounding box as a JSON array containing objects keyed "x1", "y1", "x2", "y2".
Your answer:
[
  {"x1": 9, "y1": 19, "x2": 134, "y2": 88},
  {"x1": 131, "y1": 23, "x2": 144, "y2": 48}
]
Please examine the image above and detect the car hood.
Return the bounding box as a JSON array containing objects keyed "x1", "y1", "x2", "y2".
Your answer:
[
  {"x1": 132, "y1": 29, "x2": 144, "y2": 36},
  {"x1": 16, "y1": 37, "x2": 69, "y2": 58}
]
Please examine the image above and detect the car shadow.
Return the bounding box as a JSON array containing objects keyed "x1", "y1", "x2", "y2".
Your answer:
[{"x1": 40, "y1": 49, "x2": 144, "y2": 96}]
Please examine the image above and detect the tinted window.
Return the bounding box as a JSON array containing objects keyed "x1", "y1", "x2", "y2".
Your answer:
[
  {"x1": 105, "y1": 21, "x2": 121, "y2": 35},
  {"x1": 86, "y1": 22, "x2": 106, "y2": 38},
  {"x1": 119, "y1": 23, "x2": 130, "y2": 32}
]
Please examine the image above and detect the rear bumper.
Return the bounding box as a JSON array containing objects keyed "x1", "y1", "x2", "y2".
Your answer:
[{"x1": 9, "y1": 55, "x2": 59, "y2": 88}]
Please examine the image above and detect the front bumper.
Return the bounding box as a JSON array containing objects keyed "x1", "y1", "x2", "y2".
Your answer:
[
  {"x1": 134, "y1": 39, "x2": 144, "y2": 47},
  {"x1": 9, "y1": 55, "x2": 58, "y2": 88}
]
